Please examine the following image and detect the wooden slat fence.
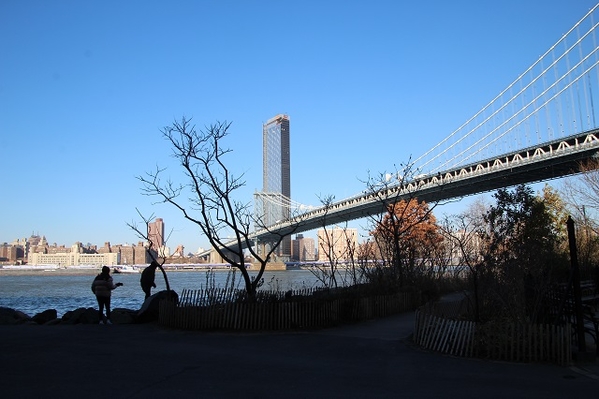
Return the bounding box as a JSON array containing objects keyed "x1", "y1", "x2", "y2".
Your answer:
[
  {"x1": 414, "y1": 310, "x2": 476, "y2": 357},
  {"x1": 159, "y1": 288, "x2": 418, "y2": 331},
  {"x1": 413, "y1": 299, "x2": 572, "y2": 366},
  {"x1": 474, "y1": 322, "x2": 571, "y2": 365}
]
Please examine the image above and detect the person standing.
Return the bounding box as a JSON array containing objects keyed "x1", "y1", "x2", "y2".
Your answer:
[
  {"x1": 140, "y1": 261, "x2": 159, "y2": 299},
  {"x1": 91, "y1": 266, "x2": 123, "y2": 324}
]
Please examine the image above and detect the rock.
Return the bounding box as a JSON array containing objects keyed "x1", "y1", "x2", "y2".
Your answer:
[
  {"x1": 111, "y1": 308, "x2": 136, "y2": 324},
  {"x1": 32, "y1": 309, "x2": 57, "y2": 325},
  {"x1": 61, "y1": 307, "x2": 99, "y2": 324},
  {"x1": 137, "y1": 290, "x2": 178, "y2": 323},
  {"x1": 0, "y1": 307, "x2": 31, "y2": 325}
]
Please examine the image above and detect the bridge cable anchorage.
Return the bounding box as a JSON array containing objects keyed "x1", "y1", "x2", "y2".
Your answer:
[{"x1": 413, "y1": 3, "x2": 599, "y2": 175}]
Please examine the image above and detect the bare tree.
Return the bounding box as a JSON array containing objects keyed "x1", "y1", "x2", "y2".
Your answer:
[
  {"x1": 307, "y1": 195, "x2": 340, "y2": 288},
  {"x1": 562, "y1": 159, "x2": 599, "y2": 231},
  {"x1": 307, "y1": 195, "x2": 360, "y2": 288},
  {"x1": 439, "y1": 200, "x2": 487, "y2": 321},
  {"x1": 136, "y1": 117, "x2": 303, "y2": 301},
  {"x1": 561, "y1": 159, "x2": 599, "y2": 273}
]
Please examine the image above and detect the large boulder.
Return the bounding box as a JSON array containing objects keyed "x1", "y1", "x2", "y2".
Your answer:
[
  {"x1": 137, "y1": 290, "x2": 178, "y2": 323},
  {"x1": 32, "y1": 309, "x2": 57, "y2": 325},
  {"x1": 0, "y1": 307, "x2": 31, "y2": 325},
  {"x1": 61, "y1": 307, "x2": 99, "y2": 324}
]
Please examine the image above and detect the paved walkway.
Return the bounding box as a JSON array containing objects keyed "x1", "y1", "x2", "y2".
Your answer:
[{"x1": 0, "y1": 306, "x2": 597, "y2": 398}]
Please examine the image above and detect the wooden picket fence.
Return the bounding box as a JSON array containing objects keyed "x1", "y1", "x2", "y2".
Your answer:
[
  {"x1": 413, "y1": 310, "x2": 476, "y2": 357},
  {"x1": 413, "y1": 299, "x2": 572, "y2": 366},
  {"x1": 159, "y1": 287, "x2": 418, "y2": 331},
  {"x1": 474, "y1": 322, "x2": 571, "y2": 365}
]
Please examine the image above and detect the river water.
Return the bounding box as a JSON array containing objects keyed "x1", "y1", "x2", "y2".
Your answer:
[{"x1": 0, "y1": 270, "x2": 322, "y2": 317}]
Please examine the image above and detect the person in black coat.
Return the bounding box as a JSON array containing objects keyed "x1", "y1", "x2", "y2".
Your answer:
[{"x1": 140, "y1": 261, "x2": 159, "y2": 299}]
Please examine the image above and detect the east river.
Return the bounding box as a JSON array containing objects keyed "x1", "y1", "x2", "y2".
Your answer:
[{"x1": 0, "y1": 269, "x2": 322, "y2": 317}]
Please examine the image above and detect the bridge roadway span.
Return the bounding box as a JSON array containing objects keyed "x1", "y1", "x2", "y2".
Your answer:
[
  {"x1": 256, "y1": 129, "x2": 599, "y2": 238},
  {"x1": 201, "y1": 129, "x2": 599, "y2": 255}
]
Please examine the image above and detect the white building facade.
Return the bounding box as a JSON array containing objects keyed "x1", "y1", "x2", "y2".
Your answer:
[{"x1": 29, "y1": 243, "x2": 120, "y2": 267}]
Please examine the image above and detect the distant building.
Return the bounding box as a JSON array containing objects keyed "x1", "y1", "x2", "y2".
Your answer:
[
  {"x1": 148, "y1": 218, "x2": 165, "y2": 250},
  {"x1": 0, "y1": 243, "x2": 18, "y2": 262},
  {"x1": 4, "y1": 229, "x2": 162, "y2": 266},
  {"x1": 112, "y1": 242, "x2": 134, "y2": 264},
  {"x1": 173, "y1": 244, "x2": 185, "y2": 257},
  {"x1": 24, "y1": 234, "x2": 47, "y2": 259},
  {"x1": 46, "y1": 244, "x2": 76, "y2": 254},
  {"x1": 29, "y1": 242, "x2": 119, "y2": 267},
  {"x1": 25, "y1": 240, "x2": 153, "y2": 266},
  {"x1": 2, "y1": 235, "x2": 45, "y2": 263},
  {"x1": 110, "y1": 242, "x2": 152, "y2": 265},
  {"x1": 97, "y1": 242, "x2": 112, "y2": 254},
  {"x1": 317, "y1": 227, "x2": 358, "y2": 262},
  {"x1": 260, "y1": 114, "x2": 291, "y2": 259},
  {"x1": 134, "y1": 242, "x2": 152, "y2": 264},
  {"x1": 291, "y1": 234, "x2": 316, "y2": 261}
]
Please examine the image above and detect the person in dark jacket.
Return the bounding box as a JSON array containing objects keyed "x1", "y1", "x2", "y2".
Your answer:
[
  {"x1": 140, "y1": 261, "x2": 159, "y2": 299},
  {"x1": 91, "y1": 266, "x2": 123, "y2": 324}
]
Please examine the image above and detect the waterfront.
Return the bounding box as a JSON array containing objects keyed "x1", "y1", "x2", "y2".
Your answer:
[{"x1": 0, "y1": 269, "x2": 322, "y2": 317}]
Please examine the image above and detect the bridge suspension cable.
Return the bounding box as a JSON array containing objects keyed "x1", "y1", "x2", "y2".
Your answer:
[
  {"x1": 413, "y1": 3, "x2": 599, "y2": 175},
  {"x1": 253, "y1": 191, "x2": 317, "y2": 212}
]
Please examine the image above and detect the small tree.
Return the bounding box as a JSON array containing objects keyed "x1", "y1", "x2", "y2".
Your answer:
[
  {"x1": 372, "y1": 197, "x2": 443, "y2": 289},
  {"x1": 479, "y1": 184, "x2": 567, "y2": 323},
  {"x1": 439, "y1": 200, "x2": 487, "y2": 321},
  {"x1": 359, "y1": 165, "x2": 443, "y2": 296},
  {"x1": 310, "y1": 196, "x2": 339, "y2": 288},
  {"x1": 308, "y1": 195, "x2": 362, "y2": 288},
  {"x1": 137, "y1": 117, "x2": 304, "y2": 301}
]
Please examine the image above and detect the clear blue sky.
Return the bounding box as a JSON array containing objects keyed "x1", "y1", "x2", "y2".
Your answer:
[{"x1": 1, "y1": 0, "x2": 596, "y2": 254}]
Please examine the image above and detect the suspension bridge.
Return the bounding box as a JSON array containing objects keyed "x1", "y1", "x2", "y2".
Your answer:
[{"x1": 203, "y1": 4, "x2": 599, "y2": 256}]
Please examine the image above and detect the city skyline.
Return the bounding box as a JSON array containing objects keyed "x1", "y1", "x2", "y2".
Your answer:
[
  {"x1": 1, "y1": 230, "x2": 205, "y2": 256},
  {"x1": 2, "y1": 1, "x2": 594, "y2": 254},
  {"x1": 0, "y1": 224, "x2": 348, "y2": 265}
]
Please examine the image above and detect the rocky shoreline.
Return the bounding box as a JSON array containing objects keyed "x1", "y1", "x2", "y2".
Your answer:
[{"x1": 0, "y1": 290, "x2": 175, "y2": 325}]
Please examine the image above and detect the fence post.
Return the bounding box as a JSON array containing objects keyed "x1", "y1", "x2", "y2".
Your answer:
[{"x1": 567, "y1": 215, "x2": 587, "y2": 355}]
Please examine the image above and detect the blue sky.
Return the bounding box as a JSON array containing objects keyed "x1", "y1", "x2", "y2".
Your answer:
[{"x1": 1, "y1": 0, "x2": 596, "y2": 254}]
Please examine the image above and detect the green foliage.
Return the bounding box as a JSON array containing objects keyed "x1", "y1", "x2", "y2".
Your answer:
[
  {"x1": 483, "y1": 184, "x2": 559, "y2": 272},
  {"x1": 476, "y1": 184, "x2": 569, "y2": 323}
]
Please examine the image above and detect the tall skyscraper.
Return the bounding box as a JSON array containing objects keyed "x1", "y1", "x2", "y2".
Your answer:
[{"x1": 262, "y1": 114, "x2": 291, "y2": 258}]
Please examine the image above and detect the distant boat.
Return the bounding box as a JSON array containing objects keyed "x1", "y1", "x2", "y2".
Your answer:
[{"x1": 113, "y1": 265, "x2": 139, "y2": 274}]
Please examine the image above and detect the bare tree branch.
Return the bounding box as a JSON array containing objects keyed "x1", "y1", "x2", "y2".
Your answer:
[{"x1": 134, "y1": 116, "x2": 306, "y2": 300}]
